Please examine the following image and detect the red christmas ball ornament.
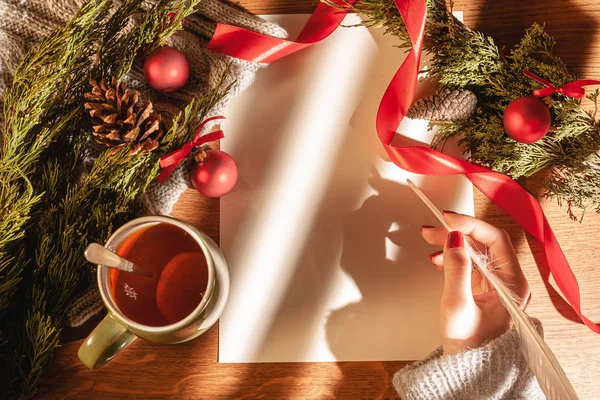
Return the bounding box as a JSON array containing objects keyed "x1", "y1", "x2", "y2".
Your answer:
[
  {"x1": 191, "y1": 149, "x2": 238, "y2": 198},
  {"x1": 503, "y1": 96, "x2": 551, "y2": 144},
  {"x1": 143, "y1": 47, "x2": 190, "y2": 93}
]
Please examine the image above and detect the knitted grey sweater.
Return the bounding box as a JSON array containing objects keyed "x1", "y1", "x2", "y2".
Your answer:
[{"x1": 394, "y1": 325, "x2": 546, "y2": 399}]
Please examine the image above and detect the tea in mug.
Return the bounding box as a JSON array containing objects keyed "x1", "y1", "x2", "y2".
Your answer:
[{"x1": 109, "y1": 223, "x2": 209, "y2": 326}]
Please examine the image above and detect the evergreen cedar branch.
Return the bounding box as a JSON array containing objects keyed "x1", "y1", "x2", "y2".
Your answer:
[
  {"x1": 338, "y1": 0, "x2": 600, "y2": 220},
  {"x1": 0, "y1": 0, "x2": 231, "y2": 398}
]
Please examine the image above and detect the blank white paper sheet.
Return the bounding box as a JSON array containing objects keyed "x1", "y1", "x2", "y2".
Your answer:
[{"x1": 219, "y1": 13, "x2": 473, "y2": 363}]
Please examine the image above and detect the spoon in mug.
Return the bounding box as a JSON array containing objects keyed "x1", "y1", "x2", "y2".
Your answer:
[{"x1": 84, "y1": 243, "x2": 155, "y2": 278}]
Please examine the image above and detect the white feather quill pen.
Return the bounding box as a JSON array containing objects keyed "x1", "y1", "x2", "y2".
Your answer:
[{"x1": 407, "y1": 179, "x2": 578, "y2": 400}]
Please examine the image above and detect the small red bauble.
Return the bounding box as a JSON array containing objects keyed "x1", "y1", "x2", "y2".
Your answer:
[
  {"x1": 191, "y1": 150, "x2": 238, "y2": 198},
  {"x1": 143, "y1": 47, "x2": 190, "y2": 93},
  {"x1": 503, "y1": 96, "x2": 551, "y2": 144}
]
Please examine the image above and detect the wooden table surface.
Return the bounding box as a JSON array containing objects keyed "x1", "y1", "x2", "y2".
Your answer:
[{"x1": 38, "y1": 1, "x2": 600, "y2": 399}]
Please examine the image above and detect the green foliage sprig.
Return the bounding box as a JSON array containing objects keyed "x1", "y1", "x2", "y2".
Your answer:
[
  {"x1": 0, "y1": 1, "x2": 111, "y2": 323},
  {"x1": 0, "y1": 0, "x2": 231, "y2": 398},
  {"x1": 336, "y1": 0, "x2": 600, "y2": 220}
]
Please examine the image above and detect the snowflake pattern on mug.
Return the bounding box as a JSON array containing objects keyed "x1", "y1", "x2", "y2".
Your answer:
[{"x1": 123, "y1": 283, "x2": 137, "y2": 300}]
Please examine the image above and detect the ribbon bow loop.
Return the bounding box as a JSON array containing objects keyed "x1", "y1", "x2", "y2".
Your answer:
[
  {"x1": 524, "y1": 70, "x2": 600, "y2": 99},
  {"x1": 157, "y1": 116, "x2": 225, "y2": 184}
]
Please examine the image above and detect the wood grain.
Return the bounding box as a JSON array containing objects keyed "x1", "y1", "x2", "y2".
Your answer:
[{"x1": 38, "y1": 1, "x2": 600, "y2": 399}]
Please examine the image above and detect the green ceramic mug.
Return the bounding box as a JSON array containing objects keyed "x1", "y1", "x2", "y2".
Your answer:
[{"x1": 78, "y1": 216, "x2": 229, "y2": 369}]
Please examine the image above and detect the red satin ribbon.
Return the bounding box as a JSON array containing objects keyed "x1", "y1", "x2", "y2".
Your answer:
[
  {"x1": 157, "y1": 116, "x2": 225, "y2": 184},
  {"x1": 524, "y1": 69, "x2": 600, "y2": 98},
  {"x1": 206, "y1": 1, "x2": 357, "y2": 63},
  {"x1": 206, "y1": 1, "x2": 600, "y2": 333}
]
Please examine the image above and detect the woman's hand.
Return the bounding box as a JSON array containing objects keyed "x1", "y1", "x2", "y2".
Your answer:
[{"x1": 421, "y1": 212, "x2": 530, "y2": 355}]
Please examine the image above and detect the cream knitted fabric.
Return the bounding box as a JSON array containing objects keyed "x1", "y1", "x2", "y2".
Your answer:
[
  {"x1": 0, "y1": 0, "x2": 287, "y2": 326},
  {"x1": 394, "y1": 322, "x2": 546, "y2": 400}
]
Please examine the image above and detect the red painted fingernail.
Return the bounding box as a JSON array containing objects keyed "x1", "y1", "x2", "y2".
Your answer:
[
  {"x1": 420, "y1": 225, "x2": 435, "y2": 231},
  {"x1": 442, "y1": 210, "x2": 457, "y2": 214},
  {"x1": 447, "y1": 231, "x2": 464, "y2": 249},
  {"x1": 428, "y1": 250, "x2": 443, "y2": 260}
]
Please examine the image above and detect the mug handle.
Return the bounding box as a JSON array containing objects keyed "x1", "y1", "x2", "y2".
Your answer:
[{"x1": 78, "y1": 315, "x2": 137, "y2": 369}]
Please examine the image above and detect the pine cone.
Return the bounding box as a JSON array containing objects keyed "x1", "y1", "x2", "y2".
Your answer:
[
  {"x1": 407, "y1": 89, "x2": 477, "y2": 121},
  {"x1": 84, "y1": 77, "x2": 163, "y2": 155}
]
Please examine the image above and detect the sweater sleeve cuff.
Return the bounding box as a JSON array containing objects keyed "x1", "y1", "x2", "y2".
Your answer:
[{"x1": 393, "y1": 321, "x2": 545, "y2": 400}]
